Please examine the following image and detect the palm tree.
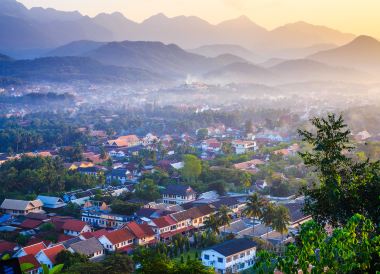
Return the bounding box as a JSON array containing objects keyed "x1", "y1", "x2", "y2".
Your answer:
[
  {"x1": 204, "y1": 214, "x2": 220, "y2": 235},
  {"x1": 272, "y1": 205, "x2": 291, "y2": 244},
  {"x1": 243, "y1": 193, "x2": 264, "y2": 236},
  {"x1": 217, "y1": 205, "x2": 232, "y2": 236},
  {"x1": 262, "y1": 202, "x2": 276, "y2": 240}
]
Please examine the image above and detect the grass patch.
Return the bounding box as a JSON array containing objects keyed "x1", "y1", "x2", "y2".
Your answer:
[{"x1": 173, "y1": 248, "x2": 201, "y2": 262}]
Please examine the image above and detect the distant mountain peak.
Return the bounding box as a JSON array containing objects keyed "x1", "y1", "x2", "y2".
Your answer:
[
  {"x1": 143, "y1": 13, "x2": 169, "y2": 23},
  {"x1": 350, "y1": 35, "x2": 380, "y2": 45}
]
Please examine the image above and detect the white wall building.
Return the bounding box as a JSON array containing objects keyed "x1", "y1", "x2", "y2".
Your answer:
[{"x1": 201, "y1": 238, "x2": 257, "y2": 273}]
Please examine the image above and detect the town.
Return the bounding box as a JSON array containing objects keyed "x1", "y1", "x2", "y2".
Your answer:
[{"x1": 0, "y1": 112, "x2": 314, "y2": 273}]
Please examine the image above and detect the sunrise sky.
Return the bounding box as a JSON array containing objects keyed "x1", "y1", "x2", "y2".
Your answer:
[{"x1": 18, "y1": 0, "x2": 380, "y2": 38}]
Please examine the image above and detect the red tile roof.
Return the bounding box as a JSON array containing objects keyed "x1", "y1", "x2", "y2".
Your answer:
[
  {"x1": 26, "y1": 238, "x2": 51, "y2": 247},
  {"x1": 160, "y1": 226, "x2": 193, "y2": 239},
  {"x1": 18, "y1": 254, "x2": 40, "y2": 271},
  {"x1": 152, "y1": 215, "x2": 177, "y2": 228},
  {"x1": 22, "y1": 242, "x2": 46, "y2": 256},
  {"x1": 20, "y1": 219, "x2": 43, "y2": 229},
  {"x1": 57, "y1": 234, "x2": 75, "y2": 243},
  {"x1": 104, "y1": 229, "x2": 135, "y2": 245},
  {"x1": 81, "y1": 229, "x2": 109, "y2": 239},
  {"x1": 42, "y1": 245, "x2": 65, "y2": 264},
  {"x1": 62, "y1": 219, "x2": 88, "y2": 232},
  {"x1": 0, "y1": 240, "x2": 17, "y2": 254},
  {"x1": 125, "y1": 222, "x2": 155, "y2": 239}
]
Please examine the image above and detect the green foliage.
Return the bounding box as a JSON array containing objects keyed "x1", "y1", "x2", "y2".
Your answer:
[
  {"x1": 0, "y1": 156, "x2": 99, "y2": 199},
  {"x1": 182, "y1": 154, "x2": 202, "y2": 183},
  {"x1": 39, "y1": 222, "x2": 56, "y2": 232},
  {"x1": 58, "y1": 145, "x2": 83, "y2": 162},
  {"x1": 196, "y1": 128, "x2": 208, "y2": 140},
  {"x1": 103, "y1": 253, "x2": 134, "y2": 274},
  {"x1": 55, "y1": 250, "x2": 89, "y2": 270},
  {"x1": 299, "y1": 113, "x2": 380, "y2": 226},
  {"x1": 275, "y1": 214, "x2": 379, "y2": 273},
  {"x1": 0, "y1": 114, "x2": 89, "y2": 153},
  {"x1": 135, "y1": 178, "x2": 160, "y2": 201},
  {"x1": 110, "y1": 199, "x2": 142, "y2": 215}
]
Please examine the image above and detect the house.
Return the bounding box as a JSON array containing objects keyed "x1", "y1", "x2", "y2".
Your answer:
[
  {"x1": 106, "y1": 135, "x2": 140, "y2": 148},
  {"x1": 106, "y1": 168, "x2": 131, "y2": 184},
  {"x1": 82, "y1": 210, "x2": 130, "y2": 229},
  {"x1": 98, "y1": 229, "x2": 135, "y2": 252},
  {"x1": 124, "y1": 221, "x2": 156, "y2": 246},
  {"x1": 18, "y1": 254, "x2": 40, "y2": 274},
  {"x1": 35, "y1": 244, "x2": 65, "y2": 269},
  {"x1": 231, "y1": 140, "x2": 257, "y2": 155},
  {"x1": 171, "y1": 205, "x2": 215, "y2": 230},
  {"x1": 63, "y1": 190, "x2": 95, "y2": 205},
  {"x1": 162, "y1": 185, "x2": 196, "y2": 205},
  {"x1": 36, "y1": 196, "x2": 66, "y2": 209},
  {"x1": 201, "y1": 139, "x2": 222, "y2": 153},
  {"x1": 14, "y1": 242, "x2": 46, "y2": 258},
  {"x1": 149, "y1": 215, "x2": 178, "y2": 242},
  {"x1": 77, "y1": 166, "x2": 100, "y2": 176},
  {"x1": 0, "y1": 240, "x2": 18, "y2": 256},
  {"x1": 201, "y1": 238, "x2": 257, "y2": 274},
  {"x1": 62, "y1": 219, "x2": 92, "y2": 236},
  {"x1": 233, "y1": 159, "x2": 264, "y2": 174},
  {"x1": 68, "y1": 237, "x2": 105, "y2": 261},
  {"x1": 0, "y1": 199, "x2": 44, "y2": 216}
]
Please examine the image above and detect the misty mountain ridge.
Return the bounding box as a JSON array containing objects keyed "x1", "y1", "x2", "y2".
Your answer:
[
  {"x1": 0, "y1": 56, "x2": 165, "y2": 84},
  {"x1": 309, "y1": 35, "x2": 380, "y2": 73},
  {"x1": 203, "y1": 58, "x2": 372, "y2": 85},
  {"x1": 0, "y1": 0, "x2": 357, "y2": 59}
]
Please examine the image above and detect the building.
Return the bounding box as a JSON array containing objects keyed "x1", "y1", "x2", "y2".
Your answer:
[
  {"x1": 18, "y1": 255, "x2": 40, "y2": 274},
  {"x1": 98, "y1": 229, "x2": 135, "y2": 252},
  {"x1": 62, "y1": 219, "x2": 92, "y2": 236},
  {"x1": 201, "y1": 238, "x2": 257, "y2": 273},
  {"x1": 231, "y1": 140, "x2": 257, "y2": 155},
  {"x1": 67, "y1": 237, "x2": 105, "y2": 261},
  {"x1": 14, "y1": 242, "x2": 46, "y2": 258},
  {"x1": 0, "y1": 199, "x2": 44, "y2": 216},
  {"x1": 36, "y1": 196, "x2": 66, "y2": 209},
  {"x1": 82, "y1": 210, "x2": 130, "y2": 229},
  {"x1": 124, "y1": 221, "x2": 156, "y2": 246},
  {"x1": 35, "y1": 244, "x2": 65, "y2": 269},
  {"x1": 162, "y1": 185, "x2": 196, "y2": 205},
  {"x1": 149, "y1": 215, "x2": 178, "y2": 241},
  {"x1": 106, "y1": 168, "x2": 131, "y2": 184}
]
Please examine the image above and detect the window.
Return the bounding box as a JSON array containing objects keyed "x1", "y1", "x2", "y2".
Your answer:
[
  {"x1": 217, "y1": 257, "x2": 223, "y2": 263},
  {"x1": 204, "y1": 254, "x2": 210, "y2": 260},
  {"x1": 246, "y1": 250, "x2": 250, "y2": 256},
  {"x1": 226, "y1": 257, "x2": 232, "y2": 263},
  {"x1": 240, "y1": 253, "x2": 244, "y2": 258},
  {"x1": 233, "y1": 255, "x2": 238, "y2": 260}
]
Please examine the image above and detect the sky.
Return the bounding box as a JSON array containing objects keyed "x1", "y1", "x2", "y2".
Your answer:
[{"x1": 18, "y1": 0, "x2": 380, "y2": 38}]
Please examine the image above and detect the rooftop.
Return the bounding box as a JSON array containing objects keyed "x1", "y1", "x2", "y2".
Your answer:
[{"x1": 205, "y1": 238, "x2": 257, "y2": 257}]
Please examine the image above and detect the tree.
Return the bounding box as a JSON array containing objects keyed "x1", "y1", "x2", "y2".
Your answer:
[
  {"x1": 221, "y1": 142, "x2": 233, "y2": 155},
  {"x1": 254, "y1": 214, "x2": 380, "y2": 273},
  {"x1": 182, "y1": 154, "x2": 202, "y2": 183},
  {"x1": 217, "y1": 205, "x2": 232, "y2": 235},
  {"x1": 110, "y1": 200, "x2": 142, "y2": 216},
  {"x1": 56, "y1": 250, "x2": 88, "y2": 270},
  {"x1": 272, "y1": 205, "x2": 291, "y2": 242},
  {"x1": 298, "y1": 113, "x2": 380, "y2": 226},
  {"x1": 243, "y1": 193, "x2": 265, "y2": 235},
  {"x1": 103, "y1": 253, "x2": 134, "y2": 274},
  {"x1": 135, "y1": 178, "x2": 160, "y2": 201},
  {"x1": 204, "y1": 214, "x2": 220, "y2": 235},
  {"x1": 196, "y1": 128, "x2": 208, "y2": 140},
  {"x1": 245, "y1": 119, "x2": 254, "y2": 135},
  {"x1": 261, "y1": 202, "x2": 276, "y2": 240}
]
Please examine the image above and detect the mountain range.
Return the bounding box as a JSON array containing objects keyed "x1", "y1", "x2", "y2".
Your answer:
[
  {"x1": 0, "y1": 0, "x2": 356, "y2": 59},
  {"x1": 1, "y1": 34, "x2": 379, "y2": 86}
]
